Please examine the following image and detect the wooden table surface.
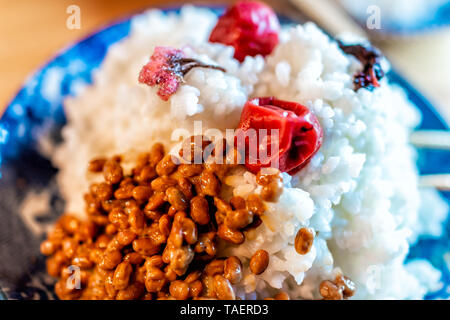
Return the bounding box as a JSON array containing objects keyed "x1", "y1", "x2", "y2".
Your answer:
[{"x1": 2, "y1": 0, "x2": 450, "y2": 123}]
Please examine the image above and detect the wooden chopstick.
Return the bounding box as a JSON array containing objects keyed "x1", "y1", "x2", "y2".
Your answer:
[
  {"x1": 410, "y1": 130, "x2": 450, "y2": 150},
  {"x1": 288, "y1": 0, "x2": 368, "y2": 38},
  {"x1": 419, "y1": 174, "x2": 450, "y2": 191}
]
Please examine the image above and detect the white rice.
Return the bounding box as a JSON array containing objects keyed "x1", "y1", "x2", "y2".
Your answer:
[{"x1": 48, "y1": 6, "x2": 448, "y2": 299}]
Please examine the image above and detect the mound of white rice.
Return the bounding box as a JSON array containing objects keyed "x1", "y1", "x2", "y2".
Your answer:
[{"x1": 48, "y1": 6, "x2": 448, "y2": 299}]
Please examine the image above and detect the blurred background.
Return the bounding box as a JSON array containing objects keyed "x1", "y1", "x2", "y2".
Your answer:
[{"x1": 1, "y1": 0, "x2": 450, "y2": 123}]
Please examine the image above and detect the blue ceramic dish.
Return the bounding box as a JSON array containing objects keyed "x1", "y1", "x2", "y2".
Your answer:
[
  {"x1": 0, "y1": 6, "x2": 448, "y2": 300},
  {"x1": 341, "y1": 0, "x2": 450, "y2": 36}
]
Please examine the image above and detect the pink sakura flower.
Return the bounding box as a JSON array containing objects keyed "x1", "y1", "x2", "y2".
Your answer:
[{"x1": 139, "y1": 46, "x2": 225, "y2": 101}]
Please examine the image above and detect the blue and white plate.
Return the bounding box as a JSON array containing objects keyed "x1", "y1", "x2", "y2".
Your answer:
[
  {"x1": 339, "y1": 0, "x2": 450, "y2": 36},
  {"x1": 0, "y1": 6, "x2": 448, "y2": 300}
]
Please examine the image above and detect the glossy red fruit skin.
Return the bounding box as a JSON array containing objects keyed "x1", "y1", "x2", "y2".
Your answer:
[
  {"x1": 236, "y1": 97, "x2": 323, "y2": 174},
  {"x1": 209, "y1": 1, "x2": 280, "y2": 62}
]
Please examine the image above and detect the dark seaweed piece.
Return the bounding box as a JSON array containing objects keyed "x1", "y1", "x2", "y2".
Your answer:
[{"x1": 338, "y1": 41, "x2": 385, "y2": 91}]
